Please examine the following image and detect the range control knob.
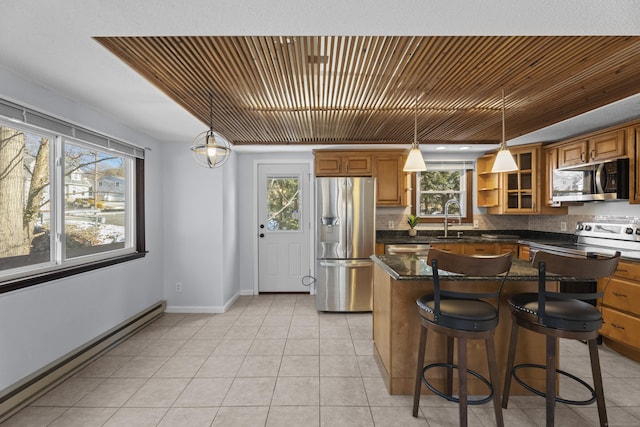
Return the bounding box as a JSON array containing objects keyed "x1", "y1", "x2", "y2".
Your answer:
[
  {"x1": 577, "y1": 224, "x2": 584, "y2": 231},
  {"x1": 626, "y1": 227, "x2": 635, "y2": 234},
  {"x1": 584, "y1": 225, "x2": 592, "y2": 231},
  {"x1": 636, "y1": 229, "x2": 640, "y2": 235}
]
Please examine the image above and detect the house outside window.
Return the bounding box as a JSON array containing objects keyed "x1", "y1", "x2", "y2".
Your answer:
[{"x1": 0, "y1": 99, "x2": 145, "y2": 292}]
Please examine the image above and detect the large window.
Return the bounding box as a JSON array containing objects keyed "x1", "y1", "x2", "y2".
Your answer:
[
  {"x1": 413, "y1": 162, "x2": 473, "y2": 223},
  {"x1": 0, "y1": 101, "x2": 145, "y2": 292}
]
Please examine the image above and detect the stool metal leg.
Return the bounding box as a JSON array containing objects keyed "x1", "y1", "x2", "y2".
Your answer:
[
  {"x1": 486, "y1": 334, "x2": 504, "y2": 427},
  {"x1": 413, "y1": 323, "x2": 428, "y2": 417},
  {"x1": 502, "y1": 317, "x2": 519, "y2": 409},
  {"x1": 588, "y1": 338, "x2": 608, "y2": 427},
  {"x1": 458, "y1": 336, "x2": 468, "y2": 427}
]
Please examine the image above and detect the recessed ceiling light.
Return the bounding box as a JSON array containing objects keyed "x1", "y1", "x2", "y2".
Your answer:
[
  {"x1": 459, "y1": 146, "x2": 470, "y2": 150},
  {"x1": 436, "y1": 146, "x2": 446, "y2": 150}
]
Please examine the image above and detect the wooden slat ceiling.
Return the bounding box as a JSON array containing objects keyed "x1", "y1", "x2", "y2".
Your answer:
[{"x1": 95, "y1": 36, "x2": 640, "y2": 146}]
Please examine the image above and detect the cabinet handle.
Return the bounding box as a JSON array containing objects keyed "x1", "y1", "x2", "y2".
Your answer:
[
  {"x1": 611, "y1": 323, "x2": 626, "y2": 330},
  {"x1": 580, "y1": 152, "x2": 586, "y2": 162},
  {"x1": 612, "y1": 291, "x2": 628, "y2": 298},
  {"x1": 617, "y1": 269, "x2": 628, "y2": 274},
  {"x1": 590, "y1": 149, "x2": 596, "y2": 160}
]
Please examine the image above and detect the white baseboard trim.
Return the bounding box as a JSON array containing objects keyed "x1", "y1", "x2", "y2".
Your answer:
[
  {"x1": 165, "y1": 290, "x2": 242, "y2": 313},
  {"x1": 0, "y1": 300, "x2": 166, "y2": 423}
]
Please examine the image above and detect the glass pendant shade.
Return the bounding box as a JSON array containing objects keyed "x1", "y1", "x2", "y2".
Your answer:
[
  {"x1": 491, "y1": 148, "x2": 518, "y2": 173},
  {"x1": 191, "y1": 93, "x2": 231, "y2": 168},
  {"x1": 191, "y1": 129, "x2": 231, "y2": 168},
  {"x1": 404, "y1": 145, "x2": 427, "y2": 172},
  {"x1": 491, "y1": 89, "x2": 518, "y2": 173}
]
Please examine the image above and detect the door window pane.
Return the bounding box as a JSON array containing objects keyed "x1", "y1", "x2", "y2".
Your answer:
[
  {"x1": 64, "y1": 142, "x2": 126, "y2": 258},
  {"x1": 266, "y1": 176, "x2": 300, "y2": 231}
]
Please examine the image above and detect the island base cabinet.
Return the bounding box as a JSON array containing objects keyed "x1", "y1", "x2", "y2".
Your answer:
[{"x1": 372, "y1": 264, "x2": 555, "y2": 395}]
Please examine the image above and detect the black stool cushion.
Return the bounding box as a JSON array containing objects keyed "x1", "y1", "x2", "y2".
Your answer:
[
  {"x1": 508, "y1": 292, "x2": 602, "y2": 331},
  {"x1": 417, "y1": 294, "x2": 498, "y2": 331}
]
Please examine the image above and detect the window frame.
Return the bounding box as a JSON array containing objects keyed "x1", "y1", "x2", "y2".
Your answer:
[
  {"x1": 0, "y1": 110, "x2": 146, "y2": 295},
  {"x1": 411, "y1": 168, "x2": 473, "y2": 224}
]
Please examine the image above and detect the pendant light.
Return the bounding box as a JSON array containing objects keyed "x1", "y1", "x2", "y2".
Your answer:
[
  {"x1": 491, "y1": 89, "x2": 519, "y2": 173},
  {"x1": 403, "y1": 90, "x2": 427, "y2": 172},
  {"x1": 191, "y1": 93, "x2": 231, "y2": 169}
]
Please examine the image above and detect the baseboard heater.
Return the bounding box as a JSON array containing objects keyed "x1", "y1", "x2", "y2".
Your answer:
[{"x1": 0, "y1": 300, "x2": 166, "y2": 422}]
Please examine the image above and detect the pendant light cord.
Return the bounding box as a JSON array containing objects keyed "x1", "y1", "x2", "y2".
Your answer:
[
  {"x1": 209, "y1": 93, "x2": 214, "y2": 131},
  {"x1": 414, "y1": 89, "x2": 418, "y2": 148},
  {"x1": 501, "y1": 88, "x2": 506, "y2": 149}
]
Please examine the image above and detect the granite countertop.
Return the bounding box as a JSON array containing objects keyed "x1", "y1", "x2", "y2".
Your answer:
[
  {"x1": 376, "y1": 229, "x2": 575, "y2": 247},
  {"x1": 371, "y1": 254, "x2": 559, "y2": 281}
]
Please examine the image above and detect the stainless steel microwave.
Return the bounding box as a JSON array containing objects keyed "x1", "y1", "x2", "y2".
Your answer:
[{"x1": 552, "y1": 158, "x2": 629, "y2": 203}]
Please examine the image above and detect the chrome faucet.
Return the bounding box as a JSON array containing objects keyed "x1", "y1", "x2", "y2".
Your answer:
[{"x1": 444, "y1": 199, "x2": 462, "y2": 238}]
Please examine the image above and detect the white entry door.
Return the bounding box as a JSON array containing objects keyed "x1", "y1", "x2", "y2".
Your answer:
[{"x1": 257, "y1": 163, "x2": 311, "y2": 292}]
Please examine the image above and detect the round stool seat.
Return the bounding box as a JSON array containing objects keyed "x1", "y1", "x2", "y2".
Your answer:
[
  {"x1": 417, "y1": 294, "x2": 498, "y2": 331},
  {"x1": 508, "y1": 292, "x2": 602, "y2": 331}
]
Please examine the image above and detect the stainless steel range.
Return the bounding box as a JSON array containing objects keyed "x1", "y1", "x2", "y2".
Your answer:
[{"x1": 528, "y1": 220, "x2": 640, "y2": 261}]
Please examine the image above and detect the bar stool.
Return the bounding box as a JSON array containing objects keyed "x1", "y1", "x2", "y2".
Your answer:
[
  {"x1": 501, "y1": 250, "x2": 620, "y2": 427},
  {"x1": 412, "y1": 248, "x2": 512, "y2": 427}
]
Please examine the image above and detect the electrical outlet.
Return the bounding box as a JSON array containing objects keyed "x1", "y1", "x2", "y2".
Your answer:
[
  {"x1": 388, "y1": 220, "x2": 394, "y2": 228},
  {"x1": 473, "y1": 219, "x2": 479, "y2": 229},
  {"x1": 175, "y1": 282, "x2": 183, "y2": 292},
  {"x1": 560, "y1": 222, "x2": 567, "y2": 232}
]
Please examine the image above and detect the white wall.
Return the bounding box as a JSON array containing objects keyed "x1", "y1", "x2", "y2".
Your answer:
[
  {"x1": 0, "y1": 68, "x2": 165, "y2": 390},
  {"x1": 161, "y1": 143, "x2": 240, "y2": 312}
]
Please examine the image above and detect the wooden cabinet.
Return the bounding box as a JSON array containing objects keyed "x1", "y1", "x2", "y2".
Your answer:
[
  {"x1": 314, "y1": 151, "x2": 372, "y2": 176},
  {"x1": 557, "y1": 129, "x2": 626, "y2": 168},
  {"x1": 632, "y1": 125, "x2": 640, "y2": 204},
  {"x1": 476, "y1": 154, "x2": 499, "y2": 207},
  {"x1": 431, "y1": 242, "x2": 519, "y2": 257},
  {"x1": 543, "y1": 145, "x2": 561, "y2": 207},
  {"x1": 503, "y1": 146, "x2": 537, "y2": 213},
  {"x1": 599, "y1": 259, "x2": 640, "y2": 362},
  {"x1": 463, "y1": 243, "x2": 495, "y2": 255},
  {"x1": 429, "y1": 242, "x2": 464, "y2": 254},
  {"x1": 484, "y1": 143, "x2": 566, "y2": 215},
  {"x1": 518, "y1": 245, "x2": 530, "y2": 261},
  {"x1": 373, "y1": 152, "x2": 407, "y2": 206},
  {"x1": 313, "y1": 149, "x2": 409, "y2": 206},
  {"x1": 497, "y1": 243, "x2": 519, "y2": 257}
]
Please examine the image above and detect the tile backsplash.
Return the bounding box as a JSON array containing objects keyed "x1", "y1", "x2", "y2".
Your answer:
[{"x1": 376, "y1": 206, "x2": 640, "y2": 234}]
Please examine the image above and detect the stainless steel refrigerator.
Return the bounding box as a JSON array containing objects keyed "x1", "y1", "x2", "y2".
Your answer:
[{"x1": 315, "y1": 177, "x2": 376, "y2": 312}]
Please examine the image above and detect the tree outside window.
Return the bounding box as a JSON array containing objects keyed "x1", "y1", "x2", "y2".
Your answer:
[{"x1": 413, "y1": 166, "x2": 473, "y2": 223}]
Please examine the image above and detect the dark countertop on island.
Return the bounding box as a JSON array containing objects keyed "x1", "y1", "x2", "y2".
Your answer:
[
  {"x1": 371, "y1": 254, "x2": 561, "y2": 281},
  {"x1": 376, "y1": 229, "x2": 575, "y2": 246}
]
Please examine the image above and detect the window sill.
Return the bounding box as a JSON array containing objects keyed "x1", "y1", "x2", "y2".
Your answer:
[{"x1": 0, "y1": 252, "x2": 147, "y2": 295}]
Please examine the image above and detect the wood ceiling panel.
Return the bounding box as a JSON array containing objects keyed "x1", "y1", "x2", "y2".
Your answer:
[{"x1": 95, "y1": 36, "x2": 640, "y2": 146}]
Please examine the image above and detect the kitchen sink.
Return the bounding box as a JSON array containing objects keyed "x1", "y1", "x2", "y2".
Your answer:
[{"x1": 435, "y1": 236, "x2": 467, "y2": 240}]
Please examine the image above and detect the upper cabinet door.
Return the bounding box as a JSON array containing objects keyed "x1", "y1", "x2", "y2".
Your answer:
[
  {"x1": 558, "y1": 140, "x2": 588, "y2": 167},
  {"x1": 588, "y1": 129, "x2": 626, "y2": 162},
  {"x1": 314, "y1": 151, "x2": 372, "y2": 176},
  {"x1": 557, "y1": 129, "x2": 626, "y2": 168},
  {"x1": 373, "y1": 154, "x2": 405, "y2": 206}
]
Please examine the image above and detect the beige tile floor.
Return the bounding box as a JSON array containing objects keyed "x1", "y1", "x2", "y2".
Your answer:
[{"x1": 3, "y1": 294, "x2": 640, "y2": 426}]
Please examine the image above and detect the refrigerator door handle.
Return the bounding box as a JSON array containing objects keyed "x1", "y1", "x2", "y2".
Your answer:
[{"x1": 319, "y1": 260, "x2": 371, "y2": 268}]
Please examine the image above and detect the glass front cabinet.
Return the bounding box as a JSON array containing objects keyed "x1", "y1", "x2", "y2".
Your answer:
[{"x1": 483, "y1": 143, "x2": 567, "y2": 215}]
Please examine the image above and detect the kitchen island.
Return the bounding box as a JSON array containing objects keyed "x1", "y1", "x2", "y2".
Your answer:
[{"x1": 371, "y1": 254, "x2": 559, "y2": 396}]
